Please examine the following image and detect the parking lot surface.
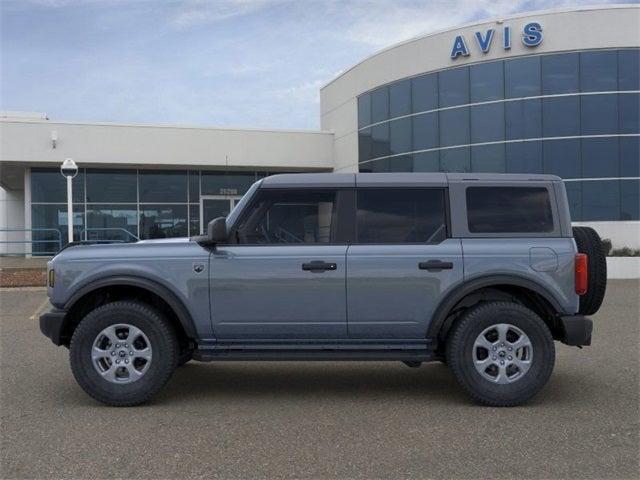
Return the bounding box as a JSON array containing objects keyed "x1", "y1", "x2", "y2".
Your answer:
[{"x1": 1, "y1": 281, "x2": 638, "y2": 479}]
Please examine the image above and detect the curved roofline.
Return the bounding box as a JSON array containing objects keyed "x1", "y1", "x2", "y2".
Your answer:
[{"x1": 320, "y1": 4, "x2": 638, "y2": 91}]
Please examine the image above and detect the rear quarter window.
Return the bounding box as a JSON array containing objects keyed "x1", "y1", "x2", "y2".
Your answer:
[{"x1": 466, "y1": 186, "x2": 554, "y2": 233}]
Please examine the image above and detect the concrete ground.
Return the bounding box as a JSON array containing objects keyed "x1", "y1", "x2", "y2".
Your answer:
[{"x1": 1, "y1": 281, "x2": 638, "y2": 479}]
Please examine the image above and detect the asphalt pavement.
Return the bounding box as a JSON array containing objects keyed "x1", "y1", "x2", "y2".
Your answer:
[{"x1": 1, "y1": 281, "x2": 638, "y2": 479}]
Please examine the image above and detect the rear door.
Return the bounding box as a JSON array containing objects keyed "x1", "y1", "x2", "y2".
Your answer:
[{"x1": 346, "y1": 187, "x2": 464, "y2": 339}]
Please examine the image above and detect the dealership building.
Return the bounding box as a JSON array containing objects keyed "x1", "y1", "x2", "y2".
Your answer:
[{"x1": 1, "y1": 5, "x2": 638, "y2": 254}]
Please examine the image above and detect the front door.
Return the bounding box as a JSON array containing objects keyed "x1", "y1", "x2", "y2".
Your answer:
[
  {"x1": 200, "y1": 195, "x2": 242, "y2": 234},
  {"x1": 210, "y1": 188, "x2": 348, "y2": 339}
]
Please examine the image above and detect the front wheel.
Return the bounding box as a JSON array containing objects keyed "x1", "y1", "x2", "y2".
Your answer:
[
  {"x1": 446, "y1": 301, "x2": 555, "y2": 407},
  {"x1": 69, "y1": 301, "x2": 178, "y2": 407}
]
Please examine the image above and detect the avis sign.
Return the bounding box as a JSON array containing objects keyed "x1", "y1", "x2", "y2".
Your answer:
[{"x1": 450, "y1": 22, "x2": 543, "y2": 59}]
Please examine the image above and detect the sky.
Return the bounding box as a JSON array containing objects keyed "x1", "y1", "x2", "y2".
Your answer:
[{"x1": 0, "y1": 0, "x2": 630, "y2": 130}]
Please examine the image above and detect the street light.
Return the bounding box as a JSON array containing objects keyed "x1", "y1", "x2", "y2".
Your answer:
[{"x1": 60, "y1": 158, "x2": 78, "y2": 244}]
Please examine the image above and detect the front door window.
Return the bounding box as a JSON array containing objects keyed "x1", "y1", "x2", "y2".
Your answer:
[{"x1": 200, "y1": 196, "x2": 241, "y2": 234}]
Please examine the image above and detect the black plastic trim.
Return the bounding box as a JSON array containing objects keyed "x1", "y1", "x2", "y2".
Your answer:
[
  {"x1": 558, "y1": 315, "x2": 593, "y2": 346},
  {"x1": 39, "y1": 307, "x2": 67, "y2": 346}
]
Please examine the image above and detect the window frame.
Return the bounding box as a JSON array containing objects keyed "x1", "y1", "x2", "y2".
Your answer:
[
  {"x1": 448, "y1": 182, "x2": 562, "y2": 238},
  {"x1": 352, "y1": 187, "x2": 451, "y2": 245}
]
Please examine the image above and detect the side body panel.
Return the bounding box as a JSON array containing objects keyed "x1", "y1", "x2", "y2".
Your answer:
[
  {"x1": 346, "y1": 239, "x2": 464, "y2": 338},
  {"x1": 210, "y1": 245, "x2": 348, "y2": 339},
  {"x1": 461, "y1": 238, "x2": 579, "y2": 314}
]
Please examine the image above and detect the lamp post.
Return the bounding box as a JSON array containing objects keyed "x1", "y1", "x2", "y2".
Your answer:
[{"x1": 60, "y1": 158, "x2": 78, "y2": 244}]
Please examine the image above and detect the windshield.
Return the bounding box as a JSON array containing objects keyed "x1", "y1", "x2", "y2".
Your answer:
[{"x1": 226, "y1": 180, "x2": 261, "y2": 229}]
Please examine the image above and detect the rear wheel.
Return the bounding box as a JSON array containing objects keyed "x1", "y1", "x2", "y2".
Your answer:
[
  {"x1": 572, "y1": 226, "x2": 607, "y2": 315},
  {"x1": 70, "y1": 301, "x2": 178, "y2": 406},
  {"x1": 446, "y1": 301, "x2": 555, "y2": 407}
]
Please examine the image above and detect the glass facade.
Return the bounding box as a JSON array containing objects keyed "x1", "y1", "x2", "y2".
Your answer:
[
  {"x1": 357, "y1": 48, "x2": 640, "y2": 221},
  {"x1": 30, "y1": 168, "x2": 291, "y2": 253}
]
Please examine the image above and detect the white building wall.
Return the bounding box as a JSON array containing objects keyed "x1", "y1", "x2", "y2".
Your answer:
[
  {"x1": 0, "y1": 187, "x2": 25, "y2": 255},
  {"x1": 320, "y1": 5, "x2": 640, "y2": 172}
]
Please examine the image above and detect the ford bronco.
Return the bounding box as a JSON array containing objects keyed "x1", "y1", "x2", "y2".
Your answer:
[{"x1": 40, "y1": 173, "x2": 607, "y2": 406}]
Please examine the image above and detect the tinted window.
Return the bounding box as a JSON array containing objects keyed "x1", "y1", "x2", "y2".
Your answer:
[
  {"x1": 371, "y1": 123, "x2": 390, "y2": 158},
  {"x1": 471, "y1": 144, "x2": 505, "y2": 172},
  {"x1": 356, "y1": 189, "x2": 446, "y2": 243},
  {"x1": 86, "y1": 170, "x2": 136, "y2": 203},
  {"x1": 439, "y1": 108, "x2": 469, "y2": 147},
  {"x1": 440, "y1": 147, "x2": 470, "y2": 172},
  {"x1": 412, "y1": 74, "x2": 438, "y2": 113},
  {"x1": 541, "y1": 53, "x2": 579, "y2": 94},
  {"x1": 86, "y1": 205, "x2": 138, "y2": 240},
  {"x1": 188, "y1": 171, "x2": 200, "y2": 203},
  {"x1": 189, "y1": 204, "x2": 200, "y2": 236},
  {"x1": 358, "y1": 94, "x2": 371, "y2": 128},
  {"x1": 470, "y1": 61, "x2": 504, "y2": 102},
  {"x1": 582, "y1": 181, "x2": 620, "y2": 221},
  {"x1": 621, "y1": 180, "x2": 640, "y2": 220},
  {"x1": 620, "y1": 136, "x2": 640, "y2": 177},
  {"x1": 439, "y1": 67, "x2": 469, "y2": 107},
  {"x1": 370, "y1": 87, "x2": 389, "y2": 123},
  {"x1": 506, "y1": 141, "x2": 543, "y2": 173},
  {"x1": 543, "y1": 139, "x2": 581, "y2": 179},
  {"x1": 581, "y1": 138, "x2": 619, "y2": 178},
  {"x1": 505, "y1": 99, "x2": 542, "y2": 140},
  {"x1": 619, "y1": 93, "x2": 639, "y2": 134},
  {"x1": 31, "y1": 204, "x2": 84, "y2": 250},
  {"x1": 542, "y1": 97, "x2": 580, "y2": 137},
  {"x1": 580, "y1": 51, "x2": 617, "y2": 92},
  {"x1": 505, "y1": 57, "x2": 540, "y2": 98},
  {"x1": 581, "y1": 94, "x2": 618, "y2": 135},
  {"x1": 466, "y1": 187, "x2": 554, "y2": 233},
  {"x1": 139, "y1": 170, "x2": 187, "y2": 203},
  {"x1": 236, "y1": 190, "x2": 337, "y2": 244},
  {"x1": 413, "y1": 151, "x2": 440, "y2": 172},
  {"x1": 31, "y1": 168, "x2": 84, "y2": 203},
  {"x1": 139, "y1": 205, "x2": 188, "y2": 239},
  {"x1": 389, "y1": 117, "x2": 412, "y2": 155},
  {"x1": 618, "y1": 49, "x2": 640, "y2": 91},
  {"x1": 201, "y1": 171, "x2": 255, "y2": 196},
  {"x1": 412, "y1": 112, "x2": 438, "y2": 151},
  {"x1": 389, "y1": 79, "x2": 411, "y2": 118},
  {"x1": 565, "y1": 182, "x2": 582, "y2": 222},
  {"x1": 470, "y1": 103, "x2": 504, "y2": 143},
  {"x1": 359, "y1": 128, "x2": 372, "y2": 162}
]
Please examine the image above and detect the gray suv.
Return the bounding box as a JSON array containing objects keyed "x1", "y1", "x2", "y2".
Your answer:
[{"x1": 40, "y1": 173, "x2": 607, "y2": 407}]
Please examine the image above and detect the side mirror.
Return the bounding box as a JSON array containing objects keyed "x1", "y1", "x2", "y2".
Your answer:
[{"x1": 207, "y1": 217, "x2": 227, "y2": 243}]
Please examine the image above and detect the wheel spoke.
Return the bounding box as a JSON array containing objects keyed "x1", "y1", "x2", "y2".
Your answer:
[
  {"x1": 473, "y1": 335, "x2": 494, "y2": 351},
  {"x1": 126, "y1": 325, "x2": 144, "y2": 344},
  {"x1": 99, "y1": 363, "x2": 118, "y2": 382},
  {"x1": 125, "y1": 365, "x2": 143, "y2": 381},
  {"x1": 91, "y1": 346, "x2": 110, "y2": 361},
  {"x1": 133, "y1": 347, "x2": 152, "y2": 361},
  {"x1": 512, "y1": 357, "x2": 532, "y2": 374},
  {"x1": 495, "y1": 364, "x2": 510, "y2": 384},
  {"x1": 509, "y1": 336, "x2": 532, "y2": 351},
  {"x1": 102, "y1": 325, "x2": 119, "y2": 345},
  {"x1": 496, "y1": 324, "x2": 509, "y2": 344}
]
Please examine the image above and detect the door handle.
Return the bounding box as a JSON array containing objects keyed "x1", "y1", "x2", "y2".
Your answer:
[
  {"x1": 302, "y1": 261, "x2": 337, "y2": 272},
  {"x1": 418, "y1": 260, "x2": 454, "y2": 271}
]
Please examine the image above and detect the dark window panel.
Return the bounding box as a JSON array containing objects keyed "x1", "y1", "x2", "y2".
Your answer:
[
  {"x1": 188, "y1": 170, "x2": 200, "y2": 203},
  {"x1": 618, "y1": 49, "x2": 640, "y2": 91},
  {"x1": 362, "y1": 158, "x2": 391, "y2": 173},
  {"x1": 466, "y1": 187, "x2": 554, "y2": 233},
  {"x1": 31, "y1": 168, "x2": 85, "y2": 203},
  {"x1": 358, "y1": 128, "x2": 373, "y2": 162},
  {"x1": 370, "y1": 87, "x2": 389, "y2": 123},
  {"x1": 86, "y1": 169, "x2": 137, "y2": 203},
  {"x1": 389, "y1": 79, "x2": 411, "y2": 118},
  {"x1": 139, "y1": 170, "x2": 187, "y2": 203},
  {"x1": 387, "y1": 155, "x2": 413, "y2": 172},
  {"x1": 581, "y1": 137, "x2": 619, "y2": 178},
  {"x1": 358, "y1": 94, "x2": 372, "y2": 128},
  {"x1": 412, "y1": 112, "x2": 438, "y2": 151},
  {"x1": 543, "y1": 139, "x2": 581, "y2": 179},
  {"x1": 541, "y1": 52, "x2": 579, "y2": 94},
  {"x1": 470, "y1": 103, "x2": 505, "y2": 143},
  {"x1": 620, "y1": 136, "x2": 640, "y2": 177},
  {"x1": 470, "y1": 61, "x2": 504, "y2": 102},
  {"x1": 581, "y1": 94, "x2": 619, "y2": 135},
  {"x1": 621, "y1": 180, "x2": 640, "y2": 220},
  {"x1": 505, "y1": 56, "x2": 541, "y2": 98},
  {"x1": 505, "y1": 99, "x2": 542, "y2": 140},
  {"x1": 564, "y1": 182, "x2": 582, "y2": 221},
  {"x1": 582, "y1": 180, "x2": 620, "y2": 221},
  {"x1": 201, "y1": 171, "x2": 256, "y2": 196},
  {"x1": 356, "y1": 189, "x2": 447, "y2": 243},
  {"x1": 542, "y1": 97, "x2": 580, "y2": 137},
  {"x1": 619, "y1": 93, "x2": 639, "y2": 134},
  {"x1": 86, "y1": 205, "x2": 138, "y2": 240},
  {"x1": 413, "y1": 151, "x2": 440, "y2": 172},
  {"x1": 439, "y1": 66, "x2": 469, "y2": 107},
  {"x1": 439, "y1": 107, "x2": 469, "y2": 147},
  {"x1": 506, "y1": 141, "x2": 543, "y2": 173},
  {"x1": 371, "y1": 123, "x2": 390, "y2": 158},
  {"x1": 189, "y1": 204, "x2": 200, "y2": 236},
  {"x1": 471, "y1": 144, "x2": 506, "y2": 172},
  {"x1": 389, "y1": 117, "x2": 412, "y2": 155},
  {"x1": 440, "y1": 147, "x2": 470, "y2": 172},
  {"x1": 139, "y1": 205, "x2": 188, "y2": 239},
  {"x1": 580, "y1": 51, "x2": 618, "y2": 92},
  {"x1": 411, "y1": 73, "x2": 438, "y2": 113},
  {"x1": 31, "y1": 204, "x2": 84, "y2": 252}
]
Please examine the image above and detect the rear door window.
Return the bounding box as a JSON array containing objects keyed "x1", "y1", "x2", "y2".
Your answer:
[
  {"x1": 466, "y1": 186, "x2": 554, "y2": 233},
  {"x1": 356, "y1": 188, "x2": 447, "y2": 243}
]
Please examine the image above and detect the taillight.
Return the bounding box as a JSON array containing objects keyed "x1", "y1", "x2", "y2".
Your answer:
[{"x1": 575, "y1": 253, "x2": 588, "y2": 295}]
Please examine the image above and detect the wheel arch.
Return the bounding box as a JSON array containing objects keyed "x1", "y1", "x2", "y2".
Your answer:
[
  {"x1": 60, "y1": 276, "x2": 197, "y2": 347},
  {"x1": 427, "y1": 274, "x2": 564, "y2": 344}
]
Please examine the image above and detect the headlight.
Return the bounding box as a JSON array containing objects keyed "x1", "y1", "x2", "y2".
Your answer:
[{"x1": 48, "y1": 269, "x2": 55, "y2": 288}]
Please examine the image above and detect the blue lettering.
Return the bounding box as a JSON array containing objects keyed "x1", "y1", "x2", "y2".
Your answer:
[
  {"x1": 522, "y1": 22, "x2": 543, "y2": 47},
  {"x1": 450, "y1": 35, "x2": 470, "y2": 59},
  {"x1": 503, "y1": 26, "x2": 511, "y2": 50},
  {"x1": 475, "y1": 29, "x2": 494, "y2": 53}
]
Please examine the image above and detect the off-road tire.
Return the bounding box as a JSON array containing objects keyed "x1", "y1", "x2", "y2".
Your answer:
[
  {"x1": 446, "y1": 301, "x2": 555, "y2": 407},
  {"x1": 70, "y1": 300, "x2": 178, "y2": 407},
  {"x1": 177, "y1": 351, "x2": 193, "y2": 367},
  {"x1": 572, "y1": 226, "x2": 607, "y2": 315}
]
